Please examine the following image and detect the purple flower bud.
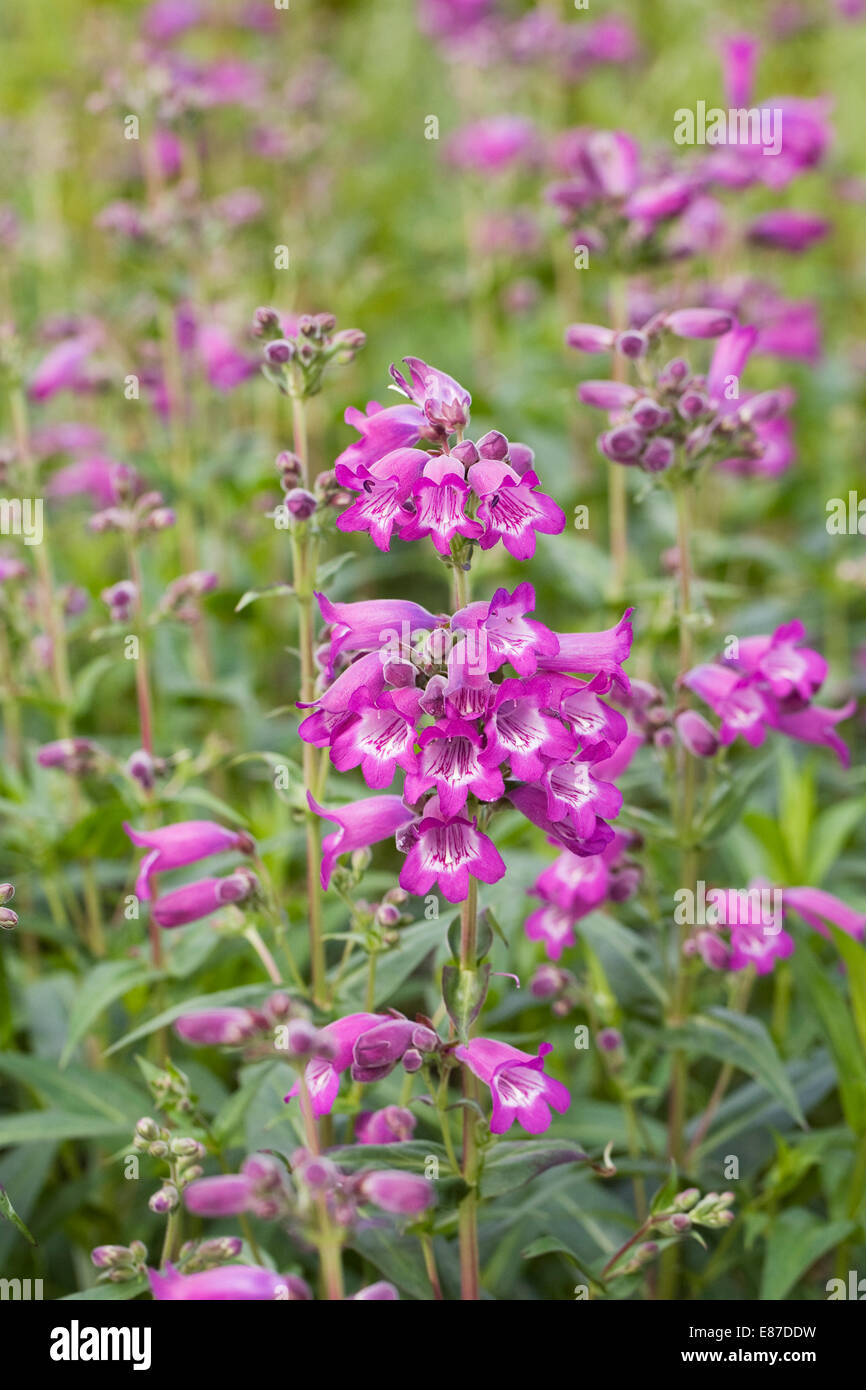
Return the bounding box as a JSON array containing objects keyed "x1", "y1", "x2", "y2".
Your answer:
[
  {"x1": 91, "y1": 1245, "x2": 132, "y2": 1269},
  {"x1": 382, "y1": 660, "x2": 416, "y2": 688},
  {"x1": 287, "y1": 1018, "x2": 326, "y2": 1056},
  {"x1": 285, "y1": 488, "x2": 317, "y2": 520},
  {"x1": 127, "y1": 749, "x2": 156, "y2": 792},
  {"x1": 175, "y1": 1008, "x2": 262, "y2": 1046},
  {"x1": 0, "y1": 909, "x2": 15, "y2": 931},
  {"x1": 0, "y1": 884, "x2": 15, "y2": 906},
  {"x1": 418, "y1": 674, "x2": 447, "y2": 718},
  {"x1": 184, "y1": 1175, "x2": 253, "y2": 1217},
  {"x1": 264, "y1": 991, "x2": 293, "y2": 1021},
  {"x1": 411, "y1": 1024, "x2": 439, "y2": 1052},
  {"x1": 276, "y1": 450, "x2": 302, "y2": 485},
  {"x1": 657, "y1": 357, "x2": 690, "y2": 388},
  {"x1": 241, "y1": 1153, "x2": 285, "y2": 1187},
  {"x1": 675, "y1": 709, "x2": 720, "y2": 757},
  {"x1": 264, "y1": 339, "x2": 294, "y2": 365},
  {"x1": 450, "y1": 440, "x2": 480, "y2": 467},
  {"x1": 671, "y1": 1212, "x2": 692, "y2": 1232},
  {"x1": 149, "y1": 1185, "x2": 179, "y2": 1215},
  {"x1": 631, "y1": 398, "x2": 671, "y2": 430},
  {"x1": 599, "y1": 425, "x2": 645, "y2": 463},
  {"x1": 376, "y1": 902, "x2": 401, "y2": 928},
  {"x1": 297, "y1": 1156, "x2": 339, "y2": 1190},
  {"x1": 358, "y1": 1170, "x2": 435, "y2": 1216},
  {"x1": 401, "y1": 1048, "x2": 423, "y2": 1073},
  {"x1": 352, "y1": 1281, "x2": 400, "y2": 1300},
  {"x1": 653, "y1": 726, "x2": 675, "y2": 748},
  {"x1": 565, "y1": 322, "x2": 616, "y2": 353},
  {"x1": 665, "y1": 309, "x2": 735, "y2": 340},
  {"x1": 578, "y1": 380, "x2": 639, "y2": 411},
  {"x1": 476, "y1": 429, "x2": 510, "y2": 460},
  {"x1": 677, "y1": 390, "x2": 709, "y2": 421},
  {"x1": 738, "y1": 391, "x2": 783, "y2": 424},
  {"x1": 531, "y1": 964, "x2": 567, "y2": 999},
  {"x1": 253, "y1": 306, "x2": 282, "y2": 338},
  {"x1": 597, "y1": 1027, "x2": 623, "y2": 1053},
  {"x1": 638, "y1": 437, "x2": 674, "y2": 474},
  {"x1": 616, "y1": 329, "x2": 648, "y2": 359}
]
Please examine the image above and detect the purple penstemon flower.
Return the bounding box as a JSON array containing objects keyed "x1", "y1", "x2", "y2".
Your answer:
[
  {"x1": 469, "y1": 458, "x2": 566, "y2": 559},
  {"x1": 316, "y1": 593, "x2": 440, "y2": 675},
  {"x1": 148, "y1": 1264, "x2": 311, "y2": 1301},
  {"x1": 124, "y1": 819, "x2": 254, "y2": 900},
  {"x1": 389, "y1": 356, "x2": 471, "y2": 433},
  {"x1": 398, "y1": 454, "x2": 484, "y2": 555},
  {"x1": 307, "y1": 792, "x2": 415, "y2": 889},
  {"x1": 150, "y1": 871, "x2": 257, "y2": 929},
  {"x1": 398, "y1": 794, "x2": 506, "y2": 904},
  {"x1": 285, "y1": 1012, "x2": 387, "y2": 1116},
  {"x1": 334, "y1": 446, "x2": 427, "y2": 551},
  {"x1": 450, "y1": 582, "x2": 559, "y2": 681},
  {"x1": 732, "y1": 620, "x2": 827, "y2": 701},
  {"x1": 483, "y1": 677, "x2": 576, "y2": 781},
  {"x1": 329, "y1": 688, "x2": 423, "y2": 790},
  {"x1": 455, "y1": 1039, "x2": 571, "y2": 1134},
  {"x1": 336, "y1": 400, "x2": 432, "y2": 471},
  {"x1": 542, "y1": 758, "x2": 623, "y2": 840},
  {"x1": 403, "y1": 716, "x2": 505, "y2": 816}
]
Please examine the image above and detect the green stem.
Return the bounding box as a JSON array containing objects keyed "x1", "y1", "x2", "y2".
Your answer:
[{"x1": 457, "y1": 878, "x2": 481, "y2": 1301}]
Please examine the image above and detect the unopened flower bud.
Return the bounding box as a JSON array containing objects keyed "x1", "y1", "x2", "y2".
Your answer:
[
  {"x1": 402, "y1": 1048, "x2": 423, "y2": 1073},
  {"x1": 376, "y1": 902, "x2": 401, "y2": 928},
  {"x1": 616, "y1": 329, "x2": 648, "y2": 359},
  {"x1": 285, "y1": 487, "x2": 317, "y2": 520},
  {"x1": 149, "y1": 1184, "x2": 179, "y2": 1214},
  {"x1": 264, "y1": 339, "x2": 294, "y2": 366}
]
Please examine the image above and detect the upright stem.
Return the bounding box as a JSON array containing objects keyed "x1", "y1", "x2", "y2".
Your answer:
[
  {"x1": 289, "y1": 393, "x2": 326, "y2": 1006},
  {"x1": 607, "y1": 275, "x2": 629, "y2": 600},
  {"x1": 457, "y1": 878, "x2": 481, "y2": 1301}
]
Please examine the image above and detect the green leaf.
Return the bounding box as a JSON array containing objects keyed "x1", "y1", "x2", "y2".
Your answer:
[
  {"x1": 759, "y1": 1208, "x2": 854, "y2": 1300},
  {"x1": 650, "y1": 1162, "x2": 679, "y2": 1215},
  {"x1": 521, "y1": 1235, "x2": 607, "y2": 1292},
  {"x1": 0, "y1": 1111, "x2": 130, "y2": 1145},
  {"x1": 827, "y1": 925, "x2": 866, "y2": 1058},
  {"x1": 62, "y1": 1279, "x2": 148, "y2": 1301},
  {"x1": 667, "y1": 1008, "x2": 806, "y2": 1128},
  {"x1": 0, "y1": 1184, "x2": 37, "y2": 1245},
  {"x1": 807, "y1": 799, "x2": 866, "y2": 884},
  {"x1": 61, "y1": 960, "x2": 161, "y2": 1066},
  {"x1": 235, "y1": 583, "x2": 295, "y2": 613},
  {"x1": 441, "y1": 962, "x2": 491, "y2": 1041},
  {"x1": 793, "y1": 948, "x2": 866, "y2": 1134},
  {"x1": 0, "y1": 1053, "x2": 148, "y2": 1124},
  {"x1": 481, "y1": 1140, "x2": 591, "y2": 1199}
]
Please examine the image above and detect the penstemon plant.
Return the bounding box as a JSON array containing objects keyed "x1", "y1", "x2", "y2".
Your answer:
[{"x1": 1, "y1": 0, "x2": 866, "y2": 1322}]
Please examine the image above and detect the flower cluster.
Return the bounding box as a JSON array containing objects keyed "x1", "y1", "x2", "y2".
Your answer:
[
  {"x1": 685, "y1": 884, "x2": 865, "y2": 976},
  {"x1": 525, "y1": 829, "x2": 643, "y2": 961},
  {"x1": 283, "y1": 1009, "x2": 571, "y2": 1136},
  {"x1": 124, "y1": 818, "x2": 258, "y2": 927},
  {"x1": 300, "y1": 583, "x2": 633, "y2": 902},
  {"x1": 333, "y1": 358, "x2": 565, "y2": 560},
  {"x1": 569, "y1": 308, "x2": 795, "y2": 477},
  {"x1": 684, "y1": 620, "x2": 855, "y2": 765},
  {"x1": 254, "y1": 307, "x2": 366, "y2": 398}
]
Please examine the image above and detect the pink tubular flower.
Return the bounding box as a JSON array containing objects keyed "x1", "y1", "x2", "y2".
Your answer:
[
  {"x1": 174, "y1": 1008, "x2": 263, "y2": 1046},
  {"x1": 316, "y1": 593, "x2": 438, "y2": 673},
  {"x1": 783, "y1": 887, "x2": 866, "y2": 942},
  {"x1": 28, "y1": 332, "x2": 99, "y2": 402},
  {"x1": 389, "y1": 357, "x2": 471, "y2": 433},
  {"x1": 183, "y1": 1174, "x2": 254, "y2": 1217},
  {"x1": 455, "y1": 1039, "x2": 570, "y2": 1134},
  {"x1": 329, "y1": 689, "x2": 422, "y2": 790},
  {"x1": 124, "y1": 819, "x2": 254, "y2": 900},
  {"x1": 398, "y1": 455, "x2": 484, "y2": 555},
  {"x1": 352, "y1": 1281, "x2": 399, "y2": 1300},
  {"x1": 335, "y1": 447, "x2": 428, "y2": 551},
  {"x1": 285, "y1": 1013, "x2": 386, "y2": 1116},
  {"x1": 536, "y1": 609, "x2": 634, "y2": 693},
  {"x1": 734, "y1": 620, "x2": 827, "y2": 701},
  {"x1": 450, "y1": 582, "x2": 559, "y2": 681},
  {"x1": 356, "y1": 1106, "x2": 417, "y2": 1144},
  {"x1": 470, "y1": 458, "x2": 566, "y2": 559},
  {"x1": 336, "y1": 400, "x2": 431, "y2": 472},
  {"x1": 404, "y1": 717, "x2": 504, "y2": 816},
  {"x1": 399, "y1": 795, "x2": 506, "y2": 904},
  {"x1": 358, "y1": 1170, "x2": 435, "y2": 1216},
  {"x1": 445, "y1": 116, "x2": 539, "y2": 176},
  {"x1": 675, "y1": 709, "x2": 720, "y2": 757},
  {"x1": 748, "y1": 211, "x2": 830, "y2": 253},
  {"x1": 151, "y1": 872, "x2": 256, "y2": 929},
  {"x1": 665, "y1": 308, "x2": 736, "y2": 339},
  {"x1": 483, "y1": 677, "x2": 576, "y2": 781},
  {"x1": 682, "y1": 663, "x2": 769, "y2": 748},
  {"x1": 307, "y1": 792, "x2": 415, "y2": 889},
  {"x1": 148, "y1": 1264, "x2": 311, "y2": 1301}
]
